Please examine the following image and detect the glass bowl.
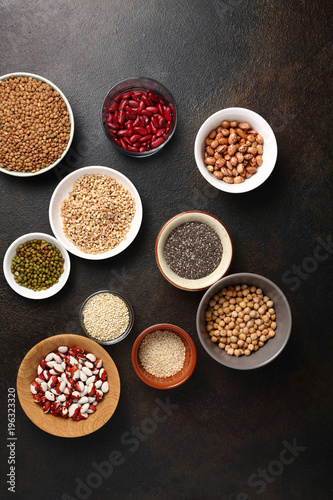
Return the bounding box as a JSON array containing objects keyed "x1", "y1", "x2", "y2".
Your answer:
[
  {"x1": 80, "y1": 290, "x2": 134, "y2": 345},
  {"x1": 101, "y1": 77, "x2": 177, "y2": 157}
]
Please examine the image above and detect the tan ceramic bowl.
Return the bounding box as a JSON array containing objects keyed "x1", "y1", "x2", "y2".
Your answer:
[
  {"x1": 155, "y1": 211, "x2": 233, "y2": 291},
  {"x1": 17, "y1": 334, "x2": 121, "y2": 437}
]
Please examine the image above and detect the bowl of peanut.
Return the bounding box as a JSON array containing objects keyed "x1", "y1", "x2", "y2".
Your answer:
[
  {"x1": 194, "y1": 107, "x2": 277, "y2": 193},
  {"x1": 196, "y1": 273, "x2": 291, "y2": 369}
]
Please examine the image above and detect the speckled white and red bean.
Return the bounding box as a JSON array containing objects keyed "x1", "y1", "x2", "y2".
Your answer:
[{"x1": 30, "y1": 346, "x2": 109, "y2": 421}]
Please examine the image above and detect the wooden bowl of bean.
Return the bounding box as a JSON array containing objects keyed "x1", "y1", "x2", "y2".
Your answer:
[
  {"x1": 101, "y1": 77, "x2": 177, "y2": 157},
  {"x1": 131, "y1": 324, "x2": 197, "y2": 389},
  {"x1": 194, "y1": 107, "x2": 277, "y2": 193},
  {"x1": 0, "y1": 72, "x2": 74, "y2": 177},
  {"x1": 196, "y1": 273, "x2": 292, "y2": 369},
  {"x1": 16, "y1": 334, "x2": 121, "y2": 437},
  {"x1": 155, "y1": 211, "x2": 233, "y2": 291}
]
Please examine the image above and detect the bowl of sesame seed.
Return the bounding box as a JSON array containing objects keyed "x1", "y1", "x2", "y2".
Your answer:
[
  {"x1": 49, "y1": 166, "x2": 143, "y2": 259},
  {"x1": 131, "y1": 324, "x2": 197, "y2": 389},
  {"x1": 80, "y1": 290, "x2": 134, "y2": 345},
  {"x1": 155, "y1": 211, "x2": 233, "y2": 291}
]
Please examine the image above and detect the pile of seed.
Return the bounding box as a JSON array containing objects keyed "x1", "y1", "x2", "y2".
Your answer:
[
  {"x1": 0, "y1": 74, "x2": 71, "y2": 173},
  {"x1": 61, "y1": 174, "x2": 136, "y2": 254},
  {"x1": 11, "y1": 239, "x2": 64, "y2": 291},
  {"x1": 205, "y1": 284, "x2": 277, "y2": 356},
  {"x1": 163, "y1": 222, "x2": 223, "y2": 279},
  {"x1": 139, "y1": 330, "x2": 186, "y2": 377},
  {"x1": 82, "y1": 292, "x2": 130, "y2": 341}
]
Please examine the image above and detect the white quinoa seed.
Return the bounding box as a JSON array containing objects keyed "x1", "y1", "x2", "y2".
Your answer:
[
  {"x1": 138, "y1": 330, "x2": 186, "y2": 378},
  {"x1": 61, "y1": 174, "x2": 136, "y2": 254},
  {"x1": 83, "y1": 293, "x2": 130, "y2": 341}
]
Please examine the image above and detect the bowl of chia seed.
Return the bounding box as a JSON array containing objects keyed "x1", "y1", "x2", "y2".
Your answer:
[{"x1": 155, "y1": 211, "x2": 233, "y2": 291}]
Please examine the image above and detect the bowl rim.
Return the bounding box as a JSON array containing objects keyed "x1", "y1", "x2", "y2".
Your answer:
[
  {"x1": 131, "y1": 323, "x2": 197, "y2": 389},
  {"x1": 101, "y1": 76, "x2": 177, "y2": 158},
  {"x1": 3, "y1": 232, "x2": 71, "y2": 300},
  {"x1": 0, "y1": 72, "x2": 74, "y2": 177},
  {"x1": 196, "y1": 272, "x2": 292, "y2": 370},
  {"x1": 155, "y1": 210, "x2": 233, "y2": 291},
  {"x1": 49, "y1": 165, "x2": 143, "y2": 260},
  {"x1": 16, "y1": 333, "x2": 121, "y2": 437},
  {"x1": 80, "y1": 289, "x2": 134, "y2": 345},
  {"x1": 194, "y1": 106, "x2": 278, "y2": 193}
]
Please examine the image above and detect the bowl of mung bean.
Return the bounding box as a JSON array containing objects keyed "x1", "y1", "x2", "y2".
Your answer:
[
  {"x1": 196, "y1": 273, "x2": 292, "y2": 369},
  {"x1": 49, "y1": 166, "x2": 143, "y2": 260},
  {"x1": 132, "y1": 324, "x2": 197, "y2": 389},
  {"x1": 155, "y1": 211, "x2": 233, "y2": 291},
  {"x1": 0, "y1": 72, "x2": 74, "y2": 177},
  {"x1": 3, "y1": 232, "x2": 70, "y2": 299},
  {"x1": 194, "y1": 107, "x2": 277, "y2": 193},
  {"x1": 80, "y1": 290, "x2": 134, "y2": 345}
]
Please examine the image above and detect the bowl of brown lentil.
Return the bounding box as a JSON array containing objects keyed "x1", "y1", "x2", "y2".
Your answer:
[
  {"x1": 80, "y1": 290, "x2": 134, "y2": 345},
  {"x1": 0, "y1": 72, "x2": 74, "y2": 176},
  {"x1": 196, "y1": 273, "x2": 292, "y2": 369},
  {"x1": 49, "y1": 166, "x2": 143, "y2": 259},
  {"x1": 194, "y1": 107, "x2": 277, "y2": 193},
  {"x1": 3, "y1": 232, "x2": 70, "y2": 299},
  {"x1": 132, "y1": 324, "x2": 197, "y2": 389},
  {"x1": 155, "y1": 211, "x2": 233, "y2": 291}
]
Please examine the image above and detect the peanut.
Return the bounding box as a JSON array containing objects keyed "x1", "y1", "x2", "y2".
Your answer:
[{"x1": 203, "y1": 119, "x2": 264, "y2": 184}]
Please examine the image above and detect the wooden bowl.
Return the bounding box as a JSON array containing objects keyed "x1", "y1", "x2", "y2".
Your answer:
[{"x1": 17, "y1": 334, "x2": 121, "y2": 437}]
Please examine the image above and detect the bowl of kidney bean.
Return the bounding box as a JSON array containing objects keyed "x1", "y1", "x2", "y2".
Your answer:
[
  {"x1": 194, "y1": 107, "x2": 277, "y2": 193},
  {"x1": 101, "y1": 77, "x2": 177, "y2": 157},
  {"x1": 17, "y1": 334, "x2": 121, "y2": 437},
  {"x1": 155, "y1": 211, "x2": 233, "y2": 291},
  {"x1": 196, "y1": 273, "x2": 292, "y2": 369}
]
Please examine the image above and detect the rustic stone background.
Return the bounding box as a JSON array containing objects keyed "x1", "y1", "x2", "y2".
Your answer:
[{"x1": 0, "y1": 1, "x2": 332, "y2": 499}]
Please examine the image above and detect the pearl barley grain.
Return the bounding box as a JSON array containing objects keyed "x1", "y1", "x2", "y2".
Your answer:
[
  {"x1": 139, "y1": 330, "x2": 186, "y2": 377},
  {"x1": 83, "y1": 293, "x2": 130, "y2": 342}
]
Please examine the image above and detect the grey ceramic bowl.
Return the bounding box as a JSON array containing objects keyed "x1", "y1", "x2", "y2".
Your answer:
[{"x1": 196, "y1": 273, "x2": 292, "y2": 370}]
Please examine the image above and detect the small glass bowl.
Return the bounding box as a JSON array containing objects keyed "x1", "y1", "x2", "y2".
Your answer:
[
  {"x1": 101, "y1": 77, "x2": 177, "y2": 157},
  {"x1": 80, "y1": 290, "x2": 134, "y2": 345}
]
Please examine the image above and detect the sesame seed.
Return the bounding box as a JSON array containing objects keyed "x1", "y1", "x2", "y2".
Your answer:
[{"x1": 138, "y1": 330, "x2": 186, "y2": 378}]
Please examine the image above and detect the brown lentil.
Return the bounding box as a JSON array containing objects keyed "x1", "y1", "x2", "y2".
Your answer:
[
  {"x1": 204, "y1": 121, "x2": 264, "y2": 184},
  {"x1": 139, "y1": 330, "x2": 186, "y2": 377},
  {"x1": 61, "y1": 174, "x2": 136, "y2": 254},
  {"x1": 205, "y1": 284, "x2": 276, "y2": 356},
  {"x1": 82, "y1": 292, "x2": 130, "y2": 341},
  {"x1": 0, "y1": 75, "x2": 71, "y2": 173}
]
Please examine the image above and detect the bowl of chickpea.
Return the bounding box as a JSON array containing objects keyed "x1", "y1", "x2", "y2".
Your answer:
[
  {"x1": 194, "y1": 107, "x2": 277, "y2": 193},
  {"x1": 196, "y1": 273, "x2": 292, "y2": 369}
]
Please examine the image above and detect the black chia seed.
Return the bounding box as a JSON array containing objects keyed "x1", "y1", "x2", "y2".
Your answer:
[{"x1": 163, "y1": 221, "x2": 223, "y2": 280}]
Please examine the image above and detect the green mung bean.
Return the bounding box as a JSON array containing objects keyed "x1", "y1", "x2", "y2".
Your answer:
[{"x1": 11, "y1": 239, "x2": 64, "y2": 291}]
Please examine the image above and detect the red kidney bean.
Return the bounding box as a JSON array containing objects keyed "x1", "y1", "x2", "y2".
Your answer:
[
  {"x1": 130, "y1": 134, "x2": 142, "y2": 143},
  {"x1": 106, "y1": 88, "x2": 174, "y2": 153},
  {"x1": 164, "y1": 106, "x2": 171, "y2": 121},
  {"x1": 108, "y1": 102, "x2": 118, "y2": 112},
  {"x1": 133, "y1": 126, "x2": 148, "y2": 135},
  {"x1": 140, "y1": 134, "x2": 152, "y2": 142},
  {"x1": 119, "y1": 99, "x2": 127, "y2": 111}
]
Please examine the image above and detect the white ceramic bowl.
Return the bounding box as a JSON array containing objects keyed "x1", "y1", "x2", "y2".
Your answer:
[
  {"x1": 49, "y1": 166, "x2": 143, "y2": 260},
  {"x1": 3, "y1": 232, "x2": 70, "y2": 299},
  {"x1": 196, "y1": 273, "x2": 292, "y2": 369},
  {"x1": 0, "y1": 72, "x2": 74, "y2": 177},
  {"x1": 194, "y1": 107, "x2": 277, "y2": 193},
  {"x1": 155, "y1": 211, "x2": 233, "y2": 291}
]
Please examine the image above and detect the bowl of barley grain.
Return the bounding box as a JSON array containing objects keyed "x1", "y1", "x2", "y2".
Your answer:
[
  {"x1": 49, "y1": 166, "x2": 143, "y2": 259},
  {"x1": 0, "y1": 72, "x2": 74, "y2": 176}
]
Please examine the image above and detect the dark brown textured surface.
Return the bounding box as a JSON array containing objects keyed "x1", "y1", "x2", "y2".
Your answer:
[{"x1": 0, "y1": 1, "x2": 332, "y2": 499}]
